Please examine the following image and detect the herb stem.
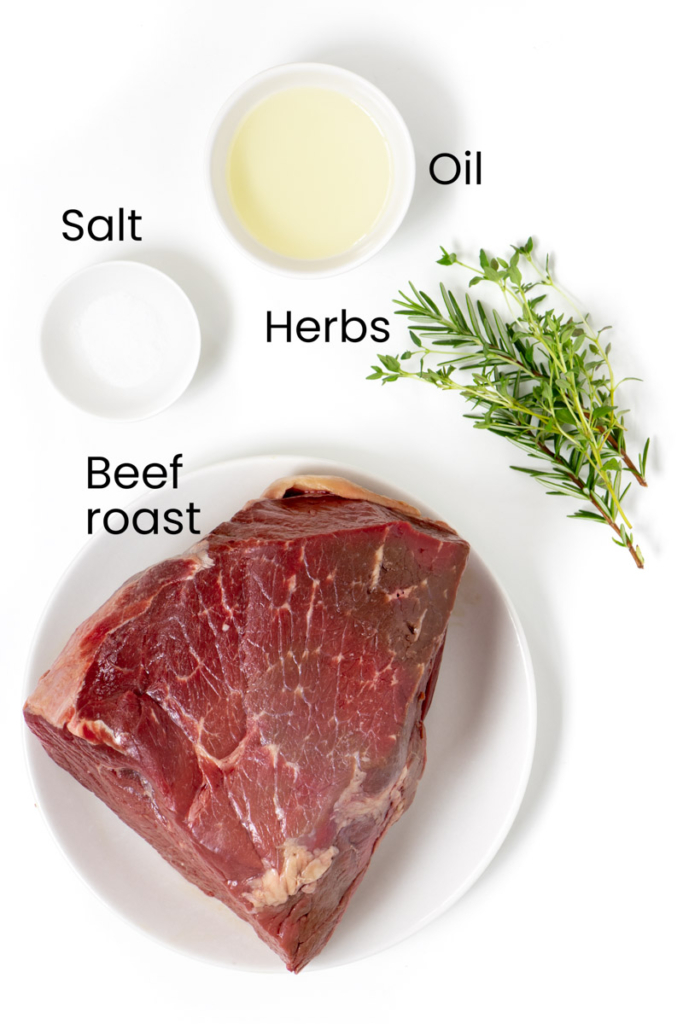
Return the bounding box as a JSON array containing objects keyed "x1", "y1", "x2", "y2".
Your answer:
[
  {"x1": 535, "y1": 440, "x2": 644, "y2": 568},
  {"x1": 481, "y1": 265, "x2": 633, "y2": 526}
]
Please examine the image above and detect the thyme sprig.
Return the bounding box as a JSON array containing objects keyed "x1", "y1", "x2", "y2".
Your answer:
[{"x1": 368, "y1": 238, "x2": 649, "y2": 568}]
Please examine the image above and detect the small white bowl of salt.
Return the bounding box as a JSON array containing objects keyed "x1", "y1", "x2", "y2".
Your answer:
[{"x1": 41, "y1": 261, "x2": 201, "y2": 420}]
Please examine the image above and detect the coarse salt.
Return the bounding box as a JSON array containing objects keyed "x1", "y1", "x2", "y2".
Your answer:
[{"x1": 75, "y1": 291, "x2": 164, "y2": 389}]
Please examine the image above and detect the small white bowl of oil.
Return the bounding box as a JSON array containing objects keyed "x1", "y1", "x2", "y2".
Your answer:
[{"x1": 207, "y1": 63, "x2": 415, "y2": 278}]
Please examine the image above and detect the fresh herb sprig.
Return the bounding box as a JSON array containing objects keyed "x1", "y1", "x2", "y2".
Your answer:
[{"x1": 368, "y1": 238, "x2": 649, "y2": 567}]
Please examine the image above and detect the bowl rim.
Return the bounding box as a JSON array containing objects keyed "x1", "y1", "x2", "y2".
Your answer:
[
  {"x1": 205, "y1": 61, "x2": 416, "y2": 279},
  {"x1": 40, "y1": 259, "x2": 202, "y2": 422}
]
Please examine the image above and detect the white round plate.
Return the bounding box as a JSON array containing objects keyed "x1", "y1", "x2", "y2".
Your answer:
[
  {"x1": 24, "y1": 455, "x2": 535, "y2": 972},
  {"x1": 41, "y1": 261, "x2": 201, "y2": 420}
]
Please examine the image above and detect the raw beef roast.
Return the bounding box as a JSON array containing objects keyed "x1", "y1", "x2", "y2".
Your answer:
[{"x1": 24, "y1": 476, "x2": 469, "y2": 971}]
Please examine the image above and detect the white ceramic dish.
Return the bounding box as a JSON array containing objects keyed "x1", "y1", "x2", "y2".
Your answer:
[
  {"x1": 24, "y1": 454, "x2": 535, "y2": 972},
  {"x1": 41, "y1": 261, "x2": 201, "y2": 420},
  {"x1": 207, "y1": 64, "x2": 415, "y2": 277}
]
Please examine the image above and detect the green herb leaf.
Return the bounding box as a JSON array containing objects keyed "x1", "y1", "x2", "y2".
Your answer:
[{"x1": 437, "y1": 247, "x2": 458, "y2": 266}]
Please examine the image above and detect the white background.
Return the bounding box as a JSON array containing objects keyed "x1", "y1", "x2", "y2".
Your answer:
[{"x1": 1, "y1": 1, "x2": 681, "y2": 1021}]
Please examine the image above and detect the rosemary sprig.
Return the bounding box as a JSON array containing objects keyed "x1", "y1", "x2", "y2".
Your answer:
[{"x1": 368, "y1": 238, "x2": 649, "y2": 568}]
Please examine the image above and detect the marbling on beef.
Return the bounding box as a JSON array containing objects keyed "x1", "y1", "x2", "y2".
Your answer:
[{"x1": 24, "y1": 476, "x2": 469, "y2": 971}]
